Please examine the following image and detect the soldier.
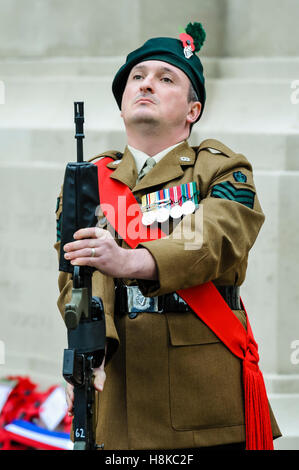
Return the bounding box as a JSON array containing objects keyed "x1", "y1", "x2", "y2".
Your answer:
[{"x1": 55, "y1": 22, "x2": 281, "y2": 450}]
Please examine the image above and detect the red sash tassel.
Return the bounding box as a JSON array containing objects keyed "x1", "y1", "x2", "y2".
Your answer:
[
  {"x1": 94, "y1": 157, "x2": 274, "y2": 450},
  {"x1": 242, "y1": 310, "x2": 274, "y2": 450},
  {"x1": 243, "y1": 359, "x2": 273, "y2": 450}
]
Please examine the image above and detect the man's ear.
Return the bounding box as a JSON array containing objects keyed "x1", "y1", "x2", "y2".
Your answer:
[{"x1": 187, "y1": 101, "x2": 202, "y2": 124}]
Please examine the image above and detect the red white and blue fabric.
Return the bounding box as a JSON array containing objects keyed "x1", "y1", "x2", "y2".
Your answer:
[{"x1": 4, "y1": 420, "x2": 73, "y2": 450}]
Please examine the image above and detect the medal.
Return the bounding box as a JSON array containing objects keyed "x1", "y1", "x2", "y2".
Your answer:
[
  {"x1": 170, "y1": 204, "x2": 183, "y2": 219},
  {"x1": 181, "y1": 182, "x2": 196, "y2": 214},
  {"x1": 169, "y1": 185, "x2": 182, "y2": 219},
  {"x1": 156, "y1": 189, "x2": 170, "y2": 223},
  {"x1": 181, "y1": 200, "x2": 195, "y2": 215},
  {"x1": 141, "y1": 193, "x2": 156, "y2": 226},
  {"x1": 156, "y1": 207, "x2": 170, "y2": 223},
  {"x1": 142, "y1": 210, "x2": 157, "y2": 226}
]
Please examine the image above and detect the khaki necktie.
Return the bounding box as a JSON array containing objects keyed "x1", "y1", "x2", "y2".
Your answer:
[{"x1": 136, "y1": 157, "x2": 156, "y2": 183}]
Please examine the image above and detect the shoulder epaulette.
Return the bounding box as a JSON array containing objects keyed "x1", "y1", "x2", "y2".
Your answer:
[
  {"x1": 195, "y1": 139, "x2": 237, "y2": 158},
  {"x1": 88, "y1": 150, "x2": 123, "y2": 163}
]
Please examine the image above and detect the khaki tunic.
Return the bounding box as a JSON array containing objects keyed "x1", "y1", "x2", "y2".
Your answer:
[{"x1": 54, "y1": 139, "x2": 281, "y2": 450}]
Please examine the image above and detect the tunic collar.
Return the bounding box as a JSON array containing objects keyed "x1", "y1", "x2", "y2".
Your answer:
[{"x1": 128, "y1": 141, "x2": 184, "y2": 175}]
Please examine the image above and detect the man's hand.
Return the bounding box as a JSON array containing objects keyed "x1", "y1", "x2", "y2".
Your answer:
[
  {"x1": 63, "y1": 227, "x2": 158, "y2": 280},
  {"x1": 66, "y1": 352, "x2": 106, "y2": 417},
  {"x1": 63, "y1": 227, "x2": 128, "y2": 277}
]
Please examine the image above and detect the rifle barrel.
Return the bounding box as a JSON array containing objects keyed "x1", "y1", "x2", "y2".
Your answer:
[{"x1": 74, "y1": 101, "x2": 85, "y2": 163}]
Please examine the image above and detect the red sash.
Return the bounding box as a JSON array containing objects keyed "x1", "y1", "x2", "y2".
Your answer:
[{"x1": 94, "y1": 157, "x2": 274, "y2": 450}]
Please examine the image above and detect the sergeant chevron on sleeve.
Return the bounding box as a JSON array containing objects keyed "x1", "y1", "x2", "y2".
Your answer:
[{"x1": 54, "y1": 21, "x2": 281, "y2": 450}]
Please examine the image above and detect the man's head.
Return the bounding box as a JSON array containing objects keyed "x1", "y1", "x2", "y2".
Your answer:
[
  {"x1": 119, "y1": 60, "x2": 201, "y2": 137},
  {"x1": 112, "y1": 34, "x2": 206, "y2": 136}
]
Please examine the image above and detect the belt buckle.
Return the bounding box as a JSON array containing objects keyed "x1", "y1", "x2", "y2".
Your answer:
[{"x1": 126, "y1": 286, "x2": 161, "y2": 313}]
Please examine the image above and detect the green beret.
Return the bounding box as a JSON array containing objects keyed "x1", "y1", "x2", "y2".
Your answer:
[{"x1": 112, "y1": 36, "x2": 206, "y2": 121}]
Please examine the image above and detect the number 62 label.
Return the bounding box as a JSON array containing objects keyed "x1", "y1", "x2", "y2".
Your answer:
[{"x1": 75, "y1": 428, "x2": 85, "y2": 439}]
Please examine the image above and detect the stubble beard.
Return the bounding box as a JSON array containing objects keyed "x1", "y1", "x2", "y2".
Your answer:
[{"x1": 128, "y1": 110, "x2": 162, "y2": 135}]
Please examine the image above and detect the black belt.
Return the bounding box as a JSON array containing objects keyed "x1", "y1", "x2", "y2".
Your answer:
[{"x1": 115, "y1": 284, "x2": 241, "y2": 318}]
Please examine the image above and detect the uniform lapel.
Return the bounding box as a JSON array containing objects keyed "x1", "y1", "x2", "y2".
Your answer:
[
  {"x1": 132, "y1": 141, "x2": 196, "y2": 193},
  {"x1": 108, "y1": 146, "x2": 138, "y2": 190}
]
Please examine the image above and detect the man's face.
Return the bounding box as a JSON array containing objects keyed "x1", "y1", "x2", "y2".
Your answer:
[{"x1": 120, "y1": 60, "x2": 194, "y2": 130}]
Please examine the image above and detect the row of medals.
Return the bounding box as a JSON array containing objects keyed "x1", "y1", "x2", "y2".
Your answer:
[{"x1": 141, "y1": 199, "x2": 196, "y2": 226}]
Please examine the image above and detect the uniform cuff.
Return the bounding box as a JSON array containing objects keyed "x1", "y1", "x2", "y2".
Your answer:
[{"x1": 137, "y1": 239, "x2": 208, "y2": 296}]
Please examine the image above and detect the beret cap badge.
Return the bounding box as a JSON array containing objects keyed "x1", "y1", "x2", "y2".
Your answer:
[
  {"x1": 179, "y1": 22, "x2": 206, "y2": 59},
  {"x1": 179, "y1": 33, "x2": 195, "y2": 59}
]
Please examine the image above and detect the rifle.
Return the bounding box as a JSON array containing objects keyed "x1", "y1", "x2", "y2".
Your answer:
[{"x1": 59, "y1": 102, "x2": 106, "y2": 450}]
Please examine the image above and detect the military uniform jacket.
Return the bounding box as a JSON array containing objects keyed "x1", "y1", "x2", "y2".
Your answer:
[{"x1": 55, "y1": 139, "x2": 281, "y2": 449}]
